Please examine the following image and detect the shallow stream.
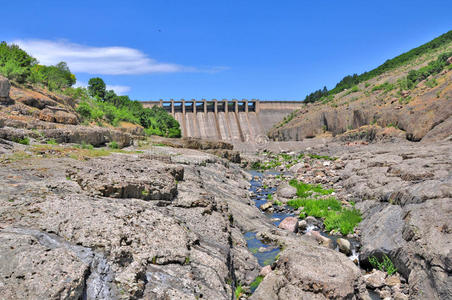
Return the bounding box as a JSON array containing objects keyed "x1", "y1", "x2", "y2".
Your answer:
[{"x1": 245, "y1": 170, "x2": 362, "y2": 271}]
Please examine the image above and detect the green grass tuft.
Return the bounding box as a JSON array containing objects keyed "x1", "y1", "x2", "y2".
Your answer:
[
  {"x1": 250, "y1": 275, "x2": 264, "y2": 291},
  {"x1": 108, "y1": 141, "x2": 119, "y2": 149},
  {"x1": 46, "y1": 138, "x2": 58, "y2": 145},
  {"x1": 235, "y1": 284, "x2": 244, "y2": 298},
  {"x1": 289, "y1": 179, "x2": 334, "y2": 198},
  {"x1": 369, "y1": 254, "x2": 397, "y2": 276}
]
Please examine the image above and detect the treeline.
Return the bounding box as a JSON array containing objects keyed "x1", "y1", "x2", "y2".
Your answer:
[
  {"x1": 0, "y1": 41, "x2": 181, "y2": 138},
  {"x1": 77, "y1": 77, "x2": 181, "y2": 137},
  {"x1": 304, "y1": 30, "x2": 452, "y2": 103},
  {"x1": 0, "y1": 42, "x2": 75, "y2": 90}
]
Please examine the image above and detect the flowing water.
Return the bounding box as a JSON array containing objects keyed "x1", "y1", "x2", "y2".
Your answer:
[{"x1": 246, "y1": 170, "x2": 361, "y2": 267}]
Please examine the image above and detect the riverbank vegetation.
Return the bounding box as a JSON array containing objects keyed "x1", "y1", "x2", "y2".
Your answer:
[{"x1": 288, "y1": 179, "x2": 361, "y2": 235}]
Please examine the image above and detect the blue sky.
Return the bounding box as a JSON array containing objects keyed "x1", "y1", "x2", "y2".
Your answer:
[{"x1": 1, "y1": 0, "x2": 451, "y2": 101}]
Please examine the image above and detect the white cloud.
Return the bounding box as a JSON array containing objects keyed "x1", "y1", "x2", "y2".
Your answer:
[
  {"x1": 106, "y1": 85, "x2": 131, "y2": 95},
  {"x1": 73, "y1": 81, "x2": 130, "y2": 96},
  {"x1": 12, "y1": 39, "x2": 192, "y2": 75}
]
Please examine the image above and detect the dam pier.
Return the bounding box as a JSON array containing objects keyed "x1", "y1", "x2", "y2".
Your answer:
[{"x1": 142, "y1": 99, "x2": 301, "y2": 143}]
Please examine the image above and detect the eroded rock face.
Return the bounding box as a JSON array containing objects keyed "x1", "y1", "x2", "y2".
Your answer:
[
  {"x1": 0, "y1": 75, "x2": 11, "y2": 98},
  {"x1": 250, "y1": 235, "x2": 363, "y2": 299},
  {"x1": 268, "y1": 69, "x2": 452, "y2": 143},
  {"x1": 0, "y1": 230, "x2": 89, "y2": 300},
  {"x1": 0, "y1": 148, "x2": 259, "y2": 299},
  {"x1": 67, "y1": 156, "x2": 182, "y2": 200},
  {"x1": 309, "y1": 140, "x2": 452, "y2": 299}
]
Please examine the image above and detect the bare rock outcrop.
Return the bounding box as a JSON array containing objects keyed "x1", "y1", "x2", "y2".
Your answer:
[
  {"x1": 0, "y1": 146, "x2": 259, "y2": 299},
  {"x1": 0, "y1": 75, "x2": 13, "y2": 105}
]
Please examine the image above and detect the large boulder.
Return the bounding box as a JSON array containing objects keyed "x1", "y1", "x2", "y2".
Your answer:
[
  {"x1": 276, "y1": 182, "x2": 297, "y2": 200},
  {"x1": 250, "y1": 237, "x2": 363, "y2": 299},
  {"x1": 0, "y1": 229, "x2": 89, "y2": 300},
  {"x1": 278, "y1": 217, "x2": 298, "y2": 233},
  {"x1": 44, "y1": 126, "x2": 132, "y2": 147},
  {"x1": 0, "y1": 75, "x2": 10, "y2": 98},
  {"x1": 358, "y1": 204, "x2": 406, "y2": 264},
  {"x1": 0, "y1": 76, "x2": 13, "y2": 104}
]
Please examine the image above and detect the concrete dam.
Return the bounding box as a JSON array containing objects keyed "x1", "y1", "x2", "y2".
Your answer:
[{"x1": 142, "y1": 100, "x2": 301, "y2": 143}]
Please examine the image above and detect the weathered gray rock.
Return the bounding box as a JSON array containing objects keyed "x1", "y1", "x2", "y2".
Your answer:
[
  {"x1": 260, "y1": 201, "x2": 272, "y2": 211},
  {"x1": 298, "y1": 219, "x2": 307, "y2": 231},
  {"x1": 66, "y1": 155, "x2": 182, "y2": 201},
  {"x1": 0, "y1": 146, "x2": 260, "y2": 299},
  {"x1": 259, "y1": 265, "x2": 272, "y2": 277},
  {"x1": 250, "y1": 236, "x2": 363, "y2": 299},
  {"x1": 0, "y1": 230, "x2": 89, "y2": 300},
  {"x1": 337, "y1": 238, "x2": 351, "y2": 255},
  {"x1": 307, "y1": 230, "x2": 333, "y2": 249},
  {"x1": 0, "y1": 75, "x2": 10, "y2": 98},
  {"x1": 278, "y1": 217, "x2": 298, "y2": 233},
  {"x1": 363, "y1": 270, "x2": 386, "y2": 289},
  {"x1": 358, "y1": 204, "x2": 406, "y2": 263},
  {"x1": 276, "y1": 182, "x2": 297, "y2": 199}
]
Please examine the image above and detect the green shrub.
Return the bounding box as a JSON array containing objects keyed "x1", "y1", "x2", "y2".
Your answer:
[
  {"x1": 372, "y1": 82, "x2": 395, "y2": 92},
  {"x1": 369, "y1": 254, "x2": 397, "y2": 276},
  {"x1": 108, "y1": 141, "x2": 119, "y2": 149},
  {"x1": 0, "y1": 42, "x2": 37, "y2": 83},
  {"x1": 47, "y1": 139, "x2": 58, "y2": 145},
  {"x1": 17, "y1": 137, "x2": 30, "y2": 145},
  {"x1": 323, "y1": 209, "x2": 362, "y2": 235},
  {"x1": 80, "y1": 141, "x2": 94, "y2": 149}
]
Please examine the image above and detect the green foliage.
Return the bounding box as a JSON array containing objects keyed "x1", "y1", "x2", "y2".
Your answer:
[
  {"x1": 308, "y1": 154, "x2": 337, "y2": 161},
  {"x1": 288, "y1": 196, "x2": 361, "y2": 235},
  {"x1": 288, "y1": 197, "x2": 341, "y2": 217},
  {"x1": 16, "y1": 137, "x2": 30, "y2": 145},
  {"x1": 344, "y1": 85, "x2": 359, "y2": 95},
  {"x1": 108, "y1": 141, "x2": 119, "y2": 149},
  {"x1": 323, "y1": 209, "x2": 362, "y2": 235},
  {"x1": 0, "y1": 41, "x2": 37, "y2": 83},
  {"x1": 289, "y1": 179, "x2": 334, "y2": 198},
  {"x1": 405, "y1": 51, "x2": 452, "y2": 89},
  {"x1": 76, "y1": 89, "x2": 181, "y2": 138},
  {"x1": 304, "y1": 86, "x2": 328, "y2": 103},
  {"x1": 250, "y1": 276, "x2": 264, "y2": 290},
  {"x1": 235, "y1": 284, "x2": 244, "y2": 298},
  {"x1": 0, "y1": 42, "x2": 75, "y2": 89},
  {"x1": 369, "y1": 254, "x2": 397, "y2": 276},
  {"x1": 88, "y1": 77, "x2": 106, "y2": 99},
  {"x1": 80, "y1": 141, "x2": 94, "y2": 149},
  {"x1": 47, "y1": 139, "x2": 58, "y2": 145},
  {"x1": 29, "y1": 62, "x2": 76, "y2": 91},
  {"x1": 287, "y1": 180, "x2": 361, "y2": 235},
  {"x1": 425, "y1": 78, "x2": 438, "y2": 88},
  {"x1": 273, "y1": 199, "x2": 283, "y2": 206},
  {"x1": 372, "y1": 82, "x2": 395, "y2": 92},
  {"x1": 267, "y1": 193, "x2": 273, "y2": 200}
]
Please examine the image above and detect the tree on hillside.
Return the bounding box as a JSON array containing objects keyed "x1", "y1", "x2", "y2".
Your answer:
[
  {"x1": 88, "y1": 77, "x2": 106, "y2": 99},
  {"x1": 0, "y1": 41, "x2": 37, "y2": 83}
]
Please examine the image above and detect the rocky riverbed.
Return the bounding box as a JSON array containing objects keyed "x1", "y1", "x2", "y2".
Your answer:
[{"x1": 0, "y1": 134, "x2": 450, "y2": 299}]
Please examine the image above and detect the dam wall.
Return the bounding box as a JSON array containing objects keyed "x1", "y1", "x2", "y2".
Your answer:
[{"x1": 142, "y1": 100, "x2": 301, "y2": 143}]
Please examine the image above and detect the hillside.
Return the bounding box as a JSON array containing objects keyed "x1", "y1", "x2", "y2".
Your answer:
[
  {"x1": 0, "y1": 41, "x2": 181, "y2": 145},
  {"x1": 269, "y1": 33, "x2": 452, "y2": 142}
]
